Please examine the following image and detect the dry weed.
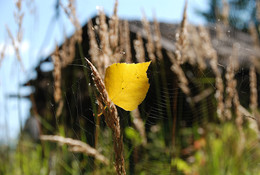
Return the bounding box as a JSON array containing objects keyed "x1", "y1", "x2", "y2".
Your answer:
[
  {"x1": 134, "y1": 32, "x2": 145, "y2": 63},
  {"x1": 86, "y1": 58, "x2": 126, "y2": 175},
  {"x1": 142, "y1": 13, "x2": 156, "y2": 61},
  {"x1": 153, "y1": 14, "x2": 163, "y2": 60},
  {"x1": 40, "y1": 135, "x2": 109, "y2": 164},
  {"x1": 6, "y1": 0, "x2": 25, "y2": 71}
]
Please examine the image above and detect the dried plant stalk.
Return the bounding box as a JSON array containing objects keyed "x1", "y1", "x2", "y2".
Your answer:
[
  {"x1": 222, "y1": 0, "x2": 229, "y2": 26},
  {"x1": 86, "y1": 59, "x2": 126, "y2": 175},
  {"x1": 0, "y1": 44, "x2": 6, "y2": 67},
  {"x1": 192, "y1": 88, "x2": 214, "y2": 103},
  {"x1": 59, "y1": 0, "x2": 83, "y2": 67},
  {"x1": 167, "y1": 2, "x2": 192, "y2": 99},
  {"x1": 211, "y1": 56, "x2": 224, "y2": 120},
  {"x1": 153, "y1": 15, "x2": 163, "y2": 60},
  {"x1": 59, "y1": 33, "x2": 76, "y2": 67},
  {"x1": 174, "y1": 0, "x2": 188, "y2": 64},
  {"x1": 233, "y1": 83, "x2": 244, "y2": 124},
  {"x1": 199, "y1": 26, "x2": 225, "y2": 120},
  {"x1": 250, "y1": 64, "x2": 258, "y2": 113},
  {"x1": 40, "y1": 135, "x2": 109, "y2": 165},
  {"x1": 123, "y1": 20, "x2": 132, "y2": 63},
  {"x1": 134, "y1": 32, "x2": 145, "y2": 63},
  {"x1": 97, "y1": 10, "x2": 113, "y2": 76},
  {"x1": 249, "y1": 22, "x2": 260, "y2": 48},
  {"x1": 60, "y1": 0, "x2": 82, "y2": 43},
  {"x1": 99, "y1": 10, "x2": 112, "y2": 59},
  {"x1": 142, "y1": 14, "x2": 156, "y2": 61},
  {"x1": 88, "y1": 20, "x2": 100, "y2": 66},
  {"x1": 187, "y1": 25, "x2": 205, "y2": 68},
  {"x1": 224, "y1": 58, "x2": 235, "y2": 120},
  {"x1": 167, "y1": 51, "x2": 190, "y2": 97},
  {"x1": 6, "y1": 0, "x2": 25, "y2": 72},
  {"x1": 109, "y1": 0, "x2": 119, "y2": 51},
  {"x1": 233, "y1": 87, "x2": 245, "y2": 152},
  {"x1": 52, "y1": 47, "x2": 62, "y2": 103},
  {"x1": 257, "y1": 0, "x2": 260, "y2": 22},
  {"x1": 52, "y1": 47, "x2": 63, "y2": 117},
  {"x1": 224, "y1": 44, "x2": 239, "y2": 120},
  {"x1": 247, "y1": 63, "x2": 260, "y2": 132}
]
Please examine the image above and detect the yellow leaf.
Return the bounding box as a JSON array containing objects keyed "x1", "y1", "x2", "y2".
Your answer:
[{"x1": 104, "y1": 61, "x2": 151, "y2": 111}]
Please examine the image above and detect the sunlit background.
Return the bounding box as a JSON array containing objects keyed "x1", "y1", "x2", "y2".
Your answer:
[{"x1": 0, "y1": 0, "x2": 207, "y2": 144}]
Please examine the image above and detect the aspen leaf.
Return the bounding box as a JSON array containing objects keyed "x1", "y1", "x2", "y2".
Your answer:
[{"x1": 104, "y1": 61, "x2": 151, "y2": 111}]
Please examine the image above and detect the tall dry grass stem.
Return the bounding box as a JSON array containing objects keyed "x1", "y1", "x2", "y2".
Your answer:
[
  {"x1": 59, "y1": 0, "x2": 82, "y2": 67},
  {"x1": 86, "y1": 58, "x2": 126, "y2": 175},
  {"x1": 248, "y1": 63, "x2": 260, "y2": 132},
  {"x1": 199, "y1": 26, "x2": 225, "y2": 120},
  {"x1": 224, "y1": 44, "x2": 239, "y2": 120},
  {"x1": 174, "y1": 0, "x2": 188, "y2": 64},
  {"x1": 52, "y1": 46, "x2": 64, "y2": 117},
  {"x1": 222, "y1": 0, "x2": 229, "y2": 26},
  {"x1": 134, "y1": 32, "x2": 145, "y2": 63},
  {"x1": 249, "y1": 22, "x2": 260, "y2": 48},
  {"x1": 88, "y1": 19, "x2": 101, "y2": 68},
  {"x1": 109, "y1": 0, "x2": 119, "y2": 51},
  {"x1": 142, "y1": 13, "x2": 156, "y2": 61},
  {"x1": 256, "y1": 0, "x2": 260, "y2": 21},
  {"x1": 167, "y1": 51, "x2": 190, "y2": 97},
  {"x1": 40, "y1": 135, "x2": 109, "y2": 164},
  {"x1": 6, "y1": 0, "x2": 25, "y2": 71},
  {"x1": 168, "y1": 2, "x2": 191, "y2": 98},
  {"x1": 0, "y1": 44, "x2": 6, "y2": 66},
  {"x1": 123, "y1": 21, "x2": 132, "y2": 63},
  {"x1": 153, "y1": 14, "x2": 163, "y2": 60},
  {"x1": 188, "y1": 25, "x2": 206, "y2": 69},
  {"x1": 250, "y1": 64, "x2": 258, "y2": 114}
]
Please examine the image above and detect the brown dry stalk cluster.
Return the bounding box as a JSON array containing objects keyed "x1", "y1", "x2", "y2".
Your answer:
[
  {"x1": 187, "y1": 25, "x2": 206, "y2": 69},
  {"x1": 134, "y1": 32, "x2": 145, "y2": 63},
  {"x1": 52, "y1": 47, "x2": 64, "y2": 117},
  {"x1": 87, "y1": 5, "x2": 147, "y2": 173},
  {"x1": 224, "y1": 44, "x2": 239, "y2": 120},
  {"x1": 0, "y1": 44, "x2": 6, "y2": 67},
  {"x1": 52, "y1": 47, "x2": 62, "y2": 103},
  {"x1": 59, "y1": 0, "x2": 82, "y2": 67},
  {"x1": 86, "y1": 59, "x2": 126, "y2": 175},
  {"x1": 167, "y1": 1, "x2": 191, "y2": 98},
  {"x1": 257, "y1": 0, "x2": 260, "y2": 21},
  {"x1": 198, "y1": 25, "x2": 225, "y2": 119},
  {"x1": 250, "y1": 64, "x2": 258, "y2": 113},
  {"x1": 222, "y1": 0, "x2": 229, "y2": 26},
  {"x1": 249, "y1": 22, "x2": 260, "y2": 48},
  {"x1": 223, "y1": 44, "x2": 250, "y2": 136},
  {"x1": 142, "y1": 14, "x2": 156, "y2": 61},
  {"x1": 6, "y1": 0, "x2": 25, "y2": 71},
  {"x1": 153, "y1": 15, "x2": 163, "y2": 60},
  {"x1": 88, "y1": 1, "x2": 132, "y2": 77},
  {"x1": 50, "y1": 0, "x2": 83, "y2": 117},
  {"x1": 109, "y1": 0, "x2": 119, "y2": 51},
  {"x1": 40, "y1": 135, "x2": 109, "y2": 164},
  {"x1": 249, "y1": 63, "x2": 260, "y2": 132},
  {"x1": 123, "y1": 21, "x2": 132, "y2": 63}
]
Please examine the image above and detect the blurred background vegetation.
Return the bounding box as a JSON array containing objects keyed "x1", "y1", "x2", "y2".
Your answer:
[{"x1": 1, "y1": 0, "x2": 260, "y2": 175}]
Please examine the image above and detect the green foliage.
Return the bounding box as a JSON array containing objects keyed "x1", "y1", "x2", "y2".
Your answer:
[
  {"x1": 174, "y1": 123, "x2": 260, "y2": 175},
  {"x1": 125, "y1": 127, "x2": 142, "y2": 146},
  {"x1": 196, "y1": 123, "x2": 260, "y2": 175}
]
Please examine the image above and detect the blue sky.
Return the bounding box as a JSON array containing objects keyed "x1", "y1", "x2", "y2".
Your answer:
[{"x1": 0, "y1": 0, "x2": 207, "y2": 144}]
